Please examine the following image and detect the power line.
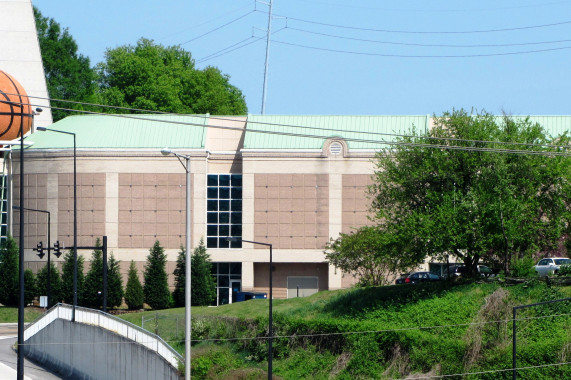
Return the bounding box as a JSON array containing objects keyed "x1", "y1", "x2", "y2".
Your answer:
[
  {"x1": 279, "y1": 14, "x2": 571, "y2": 34},
  {"x1": 291, "y1": 0, "x2": 571, "y2": 13},
  {"x1": 17, "y1": 93, "x2": 571, "y2": 151},
  {"x1": 287, "y1": 26, "x2": 571, "y2": 49},
  {"x1": 179, "y1": 10, "x2": 256, "y2": 46},
  {"x1": 196, "y1": 27, "x2": 286, "y2": 64},
  {"x1": 17, "y1": 311, "x2": 571, "y2": 346},
  {"x1": 416, "y1": 361, "x2": 571, "y2": 379},
  {"x1": 196, "y1": 36, "x2": 258, "y2": 63},
  {"x1": 156, "y1": 3, "x2": 255, "y2": 42},
  {"x1": 8, "y1": 95, "x2": 571, "y2": 156},
  {"x1": 273, "y1": 39, "x2": 571, "y2": 58}
]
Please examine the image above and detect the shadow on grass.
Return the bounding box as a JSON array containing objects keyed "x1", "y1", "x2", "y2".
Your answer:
[{"x1": 322, "y1": 281, "x2": 459, "y2": 317}]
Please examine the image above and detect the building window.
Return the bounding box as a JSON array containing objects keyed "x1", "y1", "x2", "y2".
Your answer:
[
  {"x1": 211, "y1": 262, "x2": 242, "y2": 305},
  {"x1": 207, "y1": 174, "x2": 242, "y2": 248}
]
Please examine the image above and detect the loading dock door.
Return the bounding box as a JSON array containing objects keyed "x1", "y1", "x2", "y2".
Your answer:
[{"x1": 287, "y1": 276, "x2": 318, "y2": 298}]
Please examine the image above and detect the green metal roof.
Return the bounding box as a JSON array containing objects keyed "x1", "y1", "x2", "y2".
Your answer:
[
  {"x1": 27, "y1": 114, "x2": 208, "y2": 150},
  {"x1": 243, "y1": 115, "x2": 430, "y2": 150},
  {"x1": 23, "y1": 114, "x2": 571, "y2": 152},
  {"x1": 495, "y1": 115, "x2": 571, "y2": 138}
]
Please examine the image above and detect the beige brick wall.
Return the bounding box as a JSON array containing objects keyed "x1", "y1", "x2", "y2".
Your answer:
[
  {"x1": 342, "y1": 174, "x2": 375, "y2": 233},
  {"x1": 57, "y1": 173, "x2": 106, "y2": 247},
  {"x1": 118, "y1": 173, "x2": 189, "y2": 249},
  {"x1": 253, "y1": 262, "x2": 329, "y2": 299},
  {"x1": 12, "y1": 173, "x2": 49, "y2": 248},
  {"x1": 254, "y1": 173, "x2": 329, "y2": 250}
]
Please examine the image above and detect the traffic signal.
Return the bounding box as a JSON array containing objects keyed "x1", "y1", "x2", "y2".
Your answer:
[
  {"x1": 53, "y1": 240, "x2": 63, "y2": 258},
  {"x1": 33, "y1": 241, "x2": 45, "y2": 259}
]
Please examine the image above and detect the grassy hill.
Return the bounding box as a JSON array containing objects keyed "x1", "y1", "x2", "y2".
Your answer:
[{"x1": 120, "y1": 280, "x2": 571, "y2": 379}]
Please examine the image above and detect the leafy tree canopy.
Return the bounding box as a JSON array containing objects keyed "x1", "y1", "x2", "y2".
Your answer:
[
  {"x1": 325, "y1": 226, "x2": 420, "y2": 286},
  {"x1": 96, "y1": 38, "x2": 247, "y2": 115},
  {"x1": 34, "y1": 7, "x2": 97, "y2": 122},
  {"x1": 369, "y1": 109, "x2": 571, "y2": 275}
]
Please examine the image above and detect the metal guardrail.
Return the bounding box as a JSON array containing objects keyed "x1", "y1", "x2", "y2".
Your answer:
[{"x1": 24, "y1": 303, "x2": 183, "y2": 368}]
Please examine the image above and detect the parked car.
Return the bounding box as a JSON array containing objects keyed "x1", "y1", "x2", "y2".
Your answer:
[
  {"x1": 395, "y1": 273, "x2": 410, "y2": 284},
  {"x1": 402, "y1": 272, "x2": 442, "y2": 284},
  {"x1": 534, "y1": 257, "x2": 571, "y2": 277},
  {"x1": 444, "y1": 264, "x2": 494, "y2": 278}
]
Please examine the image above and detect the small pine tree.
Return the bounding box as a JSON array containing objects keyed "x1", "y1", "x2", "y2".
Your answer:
[
  {"x1": 0, "y1": 235, "x2": 19, "y2": 306},
  {"x1": 24, "y1": 269, "x2": 36, "y2": 306},
  {"x1": 82, "y1": 239, "x2": 104, "y2": 308},
  {"x1": 125, "y1": 260, "x2": 144, "y2": 310},
  {"x1": 107, "y1": 254, "x2": 124, "y2": 309},
  {"x1": 61, "y1": 249, "x2": 85, "y2": 305},
  {"x1": 143, "y1": 240, "x2": 171, "y2": 310},
  {"x1": 191, "y1": 239, "x2": 216, "y2": 306},
  {"x1": 172, "y1": 246, "x2": 186, "y2": 308},
  {"x1": 36, "y1": 263, "x2": 63, "y2": 306}
]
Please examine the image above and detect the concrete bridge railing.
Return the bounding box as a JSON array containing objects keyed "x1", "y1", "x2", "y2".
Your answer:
[{"x1": 23, "y1": 304, "x2": 183, "y2": 380}]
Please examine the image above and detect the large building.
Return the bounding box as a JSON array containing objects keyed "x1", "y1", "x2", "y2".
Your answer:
[
  {"x1": 6, "y1": 113, "x2": 428, "y2": 305},
  {"x1": 8, "y1": 113, "x2": 571, "y2": 305}
]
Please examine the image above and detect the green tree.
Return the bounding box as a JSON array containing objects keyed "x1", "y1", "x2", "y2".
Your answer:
[
  {"x1": 96, "y1": 38, "x2": 247, "y2": 115},
  {"x1": 0, "y1": 236, "x2": 19, "y2": 306},
  {"x1": 325, "y1": 226, "x2": 419, "y2": 286},
  {"x1": 82, "y1": 240, "x2": 104, "y2": 308},
  {"x1": 24, "y1": 269, "x2": 36, "y2": 306},
  {"x1": 61, "y1": 249, "x2": 85, "y2": 305},
  {"x1": 144, "y1": 240, "x2": 171, "y2": 310},
  {"x1": 191, "y1": 239, "x2": 216, "y2": 306},
  {"x1": 34, "y1": 7, "x2": 97, "y2": 122},
  {"x1": 107, "y1": 254, "x2": 124, "y2": 309},
  {"x1": 125, "y1": 260, "x2": 144, "y2": 310},
  {"x1": 370, "y1": 110, "x2": 571, "y2": 275},
  {"x1": 36, "y1": 263, "x2": 62, "y2": 306},
  {"x1": 172, "y1": 246, "x2": 186, "y2": 308}
]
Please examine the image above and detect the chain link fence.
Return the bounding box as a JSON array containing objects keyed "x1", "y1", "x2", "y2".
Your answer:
[{"x1": 142, "y1": 313, "x2": 185, "y2": 340}]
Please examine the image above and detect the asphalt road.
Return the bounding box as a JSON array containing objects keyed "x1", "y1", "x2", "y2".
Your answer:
[{"x1": 0, "y1": 324, "x2": 62, "y2": 380}]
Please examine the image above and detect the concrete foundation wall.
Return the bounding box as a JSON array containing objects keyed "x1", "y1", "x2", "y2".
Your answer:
[{"x1": 23, "y1": 319, "x2": 181, "y2": 380}]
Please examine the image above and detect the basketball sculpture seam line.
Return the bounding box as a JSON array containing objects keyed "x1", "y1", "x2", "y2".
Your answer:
[{"x1": 0, "y1": 70, "x2": 33, "y2": 140}]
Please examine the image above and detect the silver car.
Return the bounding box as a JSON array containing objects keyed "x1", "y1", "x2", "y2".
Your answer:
[{"x1": 534, "y1": 257, "x2": 571, "y2": 276}]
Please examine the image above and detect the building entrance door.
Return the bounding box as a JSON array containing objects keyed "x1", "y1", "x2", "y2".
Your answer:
[{"x1": 230, "y1": 280, "x2": 241, "y2": 304}]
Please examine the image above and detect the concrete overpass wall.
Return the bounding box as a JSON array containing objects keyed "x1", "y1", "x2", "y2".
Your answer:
[{"x1": 23, "y1": 319, "x2": 181, "y2": 380}]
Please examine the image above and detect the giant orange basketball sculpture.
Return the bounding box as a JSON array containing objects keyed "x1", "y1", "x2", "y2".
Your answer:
[{"x1": 0, "y1": 70, "x2": 33, "y2": 140}]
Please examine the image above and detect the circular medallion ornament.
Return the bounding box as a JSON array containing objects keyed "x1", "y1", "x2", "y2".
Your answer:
[{"x1": 0, "y1": 70, "x2": 33, "y2": 140}]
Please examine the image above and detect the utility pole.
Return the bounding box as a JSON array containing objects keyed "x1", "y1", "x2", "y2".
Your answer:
[{"x1": 261, "y1": 0, "x2": 273, "y2": 114}]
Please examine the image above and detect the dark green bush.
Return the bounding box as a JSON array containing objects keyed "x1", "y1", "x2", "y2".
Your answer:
[
  {"x1": 557, "y1": 264, "x2": 571, "y2": 276},
  {"x1": 143, "y1": 240, "x2": 171, "y2": 310},
  {"x1": 125, "y1": 260, "x2": 144, "y2": 310},
  {"x1": 510, "y1": 255, "x2": 536, "y2": 277},
  {"x1": 24, "y1": 269, "x2": 36, "y2": 305},
  {"x1": 0, "y1": 236, "x2": 19, "y2": 306},
  {"x1": 61, "y1": 249, "x2": 84, "y2": 305}
]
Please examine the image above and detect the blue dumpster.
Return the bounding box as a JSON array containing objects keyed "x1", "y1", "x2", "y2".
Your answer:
[{"x1": 236, "y1": 291, "x2": 267, "y2": 302}]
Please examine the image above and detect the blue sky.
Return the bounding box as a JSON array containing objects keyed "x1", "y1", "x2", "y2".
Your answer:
[{"x1": 33, "y1": 0, "x2": 571, "y2": 116}]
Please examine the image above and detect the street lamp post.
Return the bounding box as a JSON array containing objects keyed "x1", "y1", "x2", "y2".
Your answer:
[
  {"x1": 226, "y1": 237, "x2": 273, "y2": 380},
  {"x1": 36, "y1": 127, "x2": 77, "y2": 321},
  {"x1": 161, "y1": 148, "x2": 191, "y2": 380}
]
